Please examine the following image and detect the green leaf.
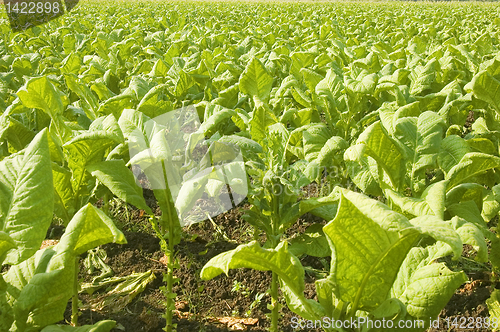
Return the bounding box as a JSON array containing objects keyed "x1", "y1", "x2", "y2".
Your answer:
[
  {"x1": 384, "y1": 189, "x2": 433, "y2": 218},
  {"x1": 486, "y1": 289, "x2": 500, "y2": 331},
  {"x1": 0, "y1": 231, "x2": 16, "y2": 264},
  {"x1": 52, "y1": 163, "x2": 76, "y2": 223},
  {"x1": 344, "y1": 144, "x2": 382, "y2": 196},
  {"x1": 446, "y1": 152, "x2": 500, "y2": 189},
  {"x1": 239, "y1": 57, "x2": 273, "y2": 102},
  {"x1": 87, "y1": 160, "x2": 152, "y2": 214},
  {"x1": 394, "y1": 111, "x2": 445, "y2": 193},
  {"x1": 201, "y1": 241, "x2": 325, "y2": 320},
  {"x1": 438, "y1": 135, "x2": 469, "y2": 177},
  {"x1": 137, "y1": 84, "x2": 173, "y2": 119},
  {"x1": 391, "y1": 244, "x2": 467, "y2": 327},
  {"x1": 64, "y1": 204, "x2": 126, "y2": 256},
  {"x1": 65, "y1": 74, "x2": 99, "y2": 117},
  {"x1": 2, "y1": 204, "x2": 125, "y2": 331},
  {"x1": 408, "y1": 215, "x2": 462, "y2": 259},
  {"x1": 218, "y1": 135, "x2": 263, "y2": 154},
  {"x1": 0, "y1": 129, "x2": 54, "y2": 265},
  {"x1": 97, "y1": 94, "x2": 134, "y2": 119},
  {"x1": 288, "y1": 223, "x2": 331, "y2": 258},
  {"x1": 302, "y1": 123, "x2": 331, "y2": 162},
  {"x1": 345, "y1": 72, "x2": 378, "y2": 95},
  {"x1": 198, "y1": 105, "x2": 237, "y2": 137},
  {"x1": 452, "y1": 217, "x2": 488, "y2": 263},
  {"x1": 446, "y1": 183, "x2": 484, "y2": 212},
  {"x1": 325, "y1": 189, "x2": 462, "y2": 316},
  {"x1": 201, "y1": 241, "x2": 301, "y2": 287},
  {"x1": 63, "y1": 115, "x2": 124, "y2": 195},
  {"x1": 357, "y1": 121, "x2": 405, "y2": 190},
  {"x1": 249, "y1": 102, "x2": 277, "y2": 144},
  {"x1": 16, "y1": 76, "x2": 65, "y2": 117},
  {"x1": 471, "y1": 70, "x2": 500, "y2": 114},
  {"x1": 324, "y1": 190, "x2": 418, "y2": 312}
]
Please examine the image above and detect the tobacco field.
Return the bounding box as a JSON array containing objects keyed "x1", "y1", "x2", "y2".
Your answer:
[{"x1": 1, "y1": 0, "x2": 500, "y2": 331}]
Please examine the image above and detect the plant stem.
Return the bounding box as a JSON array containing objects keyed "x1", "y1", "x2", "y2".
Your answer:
[
  {"x1": 160, "y1": 159, "x2": 177, "y2": 332},
  {"x1": 164, "y1": 217, "x2": 175, "y2": 332},
  {"x1": 269, "y1": 182, "x2": 281, "y2": 332},
  {"x1": 270, "y1": 270, "x2": 279, "y2": 332},
  {"x1": 71, "y1": 257, "x2": 79, "y2": 326}
]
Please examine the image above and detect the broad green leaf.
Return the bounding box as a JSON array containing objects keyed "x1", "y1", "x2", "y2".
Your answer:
[
  {"x1": 62, "y1": 204, "x2": 126, "y2": 256},
  {"x1": 201, "y1": 241, "x2": 325, "y2": 320},
  {"x1": 446, "y1": 183, "x2": 484, "y2": 212},
  {"x1": 344, "y1": 144, "x2": 382, "y2": 196},
  {"x1": 63, "y1": 116, "x2": 124, "y2": 195},
  {"x1": 201, "y1": 241, "x2": 303, "y2": 288},
  {"x1": 249, "y1": 101, "x2": 277, "y2": 144},
  {"x1": 2, "y1": 204, "x2": 125, "y2": 331},
  {"x1": 447, "y1": 200, "x2": 487, "y2": 229},
  {"x1": 288, "y1": 223, "x2": 331, "y2": 258},
  {"x1": 324, "y1": 190, "x2": 419, "y2": 313},
  {"x1": 0, "y1": 129, "x2": 54, "y2": 265},
  {"x1": 394, "y1": 111, "x2": 445, "y2": 193},
  {"x1": 4, "y1": 117, "x2": 36, "y2": 153},
  {"x1": 137, "y1": 84, "x2": 173, "y2": 119},
  {"x1": 408, "y1": 215, "x2": 462, "y2": 259},
  {"x1": 97, "y1": 94, "x2": 135, "y2": 119},
  {"x1": 345, "y1": 72, "x2": 378, "y2": 95},
  {"x1": 198, "y1": 106, "x2": 237, "y2": 137},
  {"x1": 438, "y1": 135, "x2": 469, "y2": 176},
  {"x1": 87, "y1": 160, "x2": 152, "y2": 214},
  {"x1": 446, "y1": 152, "x2": 500, "y2": 189},
  {"x1": 357, "y1": 121, "x2": 405, "y2": 190},
  {"x1": 391, "y1": 244, "x2": 467, "y2": 329},
  {"x1": 65, "y1": 74, "x2": 99, "y2": 117},
  {"x1": 384, "y1": 189, "x2": 433, "y2": 218},
  {"x1": 218, "y1": 135, "x2": 263, "y2": 154},
  {"x1": 52, "y1": 163, "x2": 75, "y2": 224},
  {"x1": 302, "y1": 123, "x2": 331, "y2": 162},
  {"x1": 471, "y1": 70, "x2": 500, "y2": 114},
  {"x1": 420, "y1": 180, "x2": 448, "y2": 219},
  {"x1": 16, "y1": 76, "x2": 65, "y2": 117},
  {"x1": 118, "y1": 108, "x2": 152, "y2": 142},
  {"x1": 239, "y1": 57, "x2": 273, "y2": 102}
]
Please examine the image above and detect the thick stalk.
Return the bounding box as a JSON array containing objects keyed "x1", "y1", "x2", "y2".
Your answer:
[{"x1": 71, "y1": 257, "x2": 79, "y2": 326}]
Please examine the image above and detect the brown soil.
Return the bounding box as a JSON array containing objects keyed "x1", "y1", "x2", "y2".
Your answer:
[{"x1": 53, "y1": 196, "x2": 497, "y2": 332}]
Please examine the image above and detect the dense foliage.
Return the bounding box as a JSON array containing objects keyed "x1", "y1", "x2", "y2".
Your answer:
[{"x1": 1, "y1": 1, "x2": 500, "y2": 331}]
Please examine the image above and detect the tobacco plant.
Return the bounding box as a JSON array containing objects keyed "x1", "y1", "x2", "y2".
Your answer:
[
  {"x1": 118, "y1": 106, "x2": 247, "y2": 331},
  {"x1": 203, "y1": 188, "x2": 468, "y2": 332},
  {"x1": 0, "y1": 130, "x2": 125, "y2": 332},
  {"x1": 201, "y1": 57, "x2": 340, "y2": 332}
]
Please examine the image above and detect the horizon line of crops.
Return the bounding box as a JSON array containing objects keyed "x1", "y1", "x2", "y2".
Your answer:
[{"x1": 1, "y1": 0, "x2": 500, "y2": 331}]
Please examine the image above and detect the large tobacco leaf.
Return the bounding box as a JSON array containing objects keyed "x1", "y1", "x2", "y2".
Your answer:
[
  {"x1": 1, "y1": 204, "x2": 125, "y2": 332},
  {"x1": 0, "y1": 129, "x2": 54, "y2": 265}
]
